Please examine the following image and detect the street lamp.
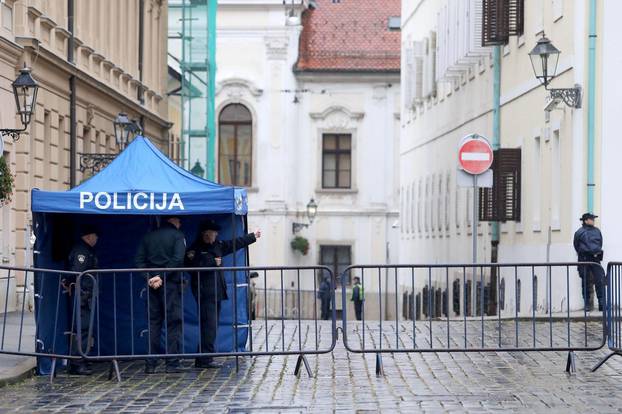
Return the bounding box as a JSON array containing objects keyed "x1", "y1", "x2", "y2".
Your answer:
[
  {"x1": 528, "y1": 34, "x2": 581, "y2": 108},
  {"x1": 79, "y1": 112, "x2": 142, "y2": 174},
  {"x1": 113, "y1": 112, "x2": 142, "y2": 151},
  {"x1": 292, "y1": 198, "x2": 318, "y2": 234},
  {"x1": 0, "y1": 66, "x2": 39, "y2": 142}
]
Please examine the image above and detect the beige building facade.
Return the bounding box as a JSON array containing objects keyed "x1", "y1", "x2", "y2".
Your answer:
[
  {"x1": 0, "y1": 0, "x2": 170, "y2": 310},
  {"x1": 400, "y1": 0, "x2": 596, "y2": 316}
]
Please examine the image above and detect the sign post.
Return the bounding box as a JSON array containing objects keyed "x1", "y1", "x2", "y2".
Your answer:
[{"x1": 458, "y1": 134, "x2": 494, "y2": 264}]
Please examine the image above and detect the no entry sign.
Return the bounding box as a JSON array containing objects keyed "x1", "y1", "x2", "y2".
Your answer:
[{"x1": 458, "y1": 134, "x2": 493, "y2": 175}]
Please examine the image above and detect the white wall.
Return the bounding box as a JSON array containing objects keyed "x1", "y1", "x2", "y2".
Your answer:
[
  {"x1": 400, "y1": 0, "x2": 589, "y2": 315},
  {"x1": 169, "y1": 1, "x2": 400, "y2": 296}
]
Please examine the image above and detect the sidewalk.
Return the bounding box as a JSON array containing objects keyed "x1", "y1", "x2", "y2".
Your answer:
[{"x1": 0, "y1": 312, "x2": 36, "y2": 387}]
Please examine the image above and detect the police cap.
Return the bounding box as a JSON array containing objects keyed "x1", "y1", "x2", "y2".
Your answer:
[
  {"x1": 79, "y1": 224, "x2": 98, "y2": 237},
  {"x1": 580, "y1": 212, "x2": 598, "y2": 221},
  {"x1": 199, "y1": 219, "x2": 221, "y2": 232}
]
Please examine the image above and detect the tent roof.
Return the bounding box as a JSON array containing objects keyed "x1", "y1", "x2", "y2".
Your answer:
[{"x1": 31, "y1": 137, "x2": 247, "y2": 215}]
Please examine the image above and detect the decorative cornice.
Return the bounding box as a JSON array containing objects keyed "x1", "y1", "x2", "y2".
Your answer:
[
  {"x1": 310, "y1": 105, "x2": 365, "y2": 130},
  {"x1": 264, "y1": 36, "x2": 289, "y2": 61},
  {"x1": 39, "y1": 16, "x2": 57, "y2": 30},
  {"x1": 310, "y1": 105, "x2": 364, "y2": 121},
  {"x1": 54, "y1": 27, "x2": 71, "y2": 41},
  {"x1": 215, "y1": 78, "x2": 263, "y2": 98},
  {"x1": 92, "y1": 53, "x2": 105, "y2": 63},
  {"x1": 26, "y1": 6, "x2": 43, "y2": 19}
]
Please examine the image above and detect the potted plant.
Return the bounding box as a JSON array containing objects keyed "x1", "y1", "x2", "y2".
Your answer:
[
  {"x1": 290, "y1": 236, "x2": 310, "y2": 256},
  {"x1": 0, "y1": 156, "x2": 14, "y2": 205}
]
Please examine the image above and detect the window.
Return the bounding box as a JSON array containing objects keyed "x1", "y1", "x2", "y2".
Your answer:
[
  {"x1": 218, "y1": 104, "x2": 252, "y2": 187},
  {"x1": 320, "y1": 245, "x2": 351, "y2": 287},
  {"x1": 388, "y1": 16, "x2": 401, "y2": 31},
  {"x1": 479, "y1": 148, "x2": 522, "y2": 222},
  {"x1": 551, "y1": 130, "x2": 561, "y2": 230},
  {"x1": 552, "y1": 0, "x2": 564, "y2": 22},
  {"x1": 482, "y1": 0, "x2": 525, "y2": 46},
  {"x1": 1, "y1": 1, "x2": 12, "y2": 31},
  {"x1": 445, "y1": 174, "x2": 451, "y2": 231},
  {"x1": 417, "y1": 179, "x2": 423, "y2": 234},
  {"x1": 410, "y1": 182, "x2": 416, "y2": 234},
  {"x1": 322, "y1": 134, "x2": 351, "y2": 189},
  {"x1": 532, "y1": 137, "x2": 541, "y2": 231}
]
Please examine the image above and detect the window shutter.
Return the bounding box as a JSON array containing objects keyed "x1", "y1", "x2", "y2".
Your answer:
[
  {"x1": 479, "y1": 148, "x2": 522, "y2": 222},
  {"x1": 482, "y1": 0, "x2": 524, "y2": 46}
]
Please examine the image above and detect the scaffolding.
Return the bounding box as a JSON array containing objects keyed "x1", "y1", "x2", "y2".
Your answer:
[{"x1": 169, "y1": 0, "x2": 217, "y2": 180}]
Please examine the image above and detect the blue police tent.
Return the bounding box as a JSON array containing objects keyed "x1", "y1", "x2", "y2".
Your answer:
[{"x1": 31, "y1": 136, "x2": 250, "y2": 373}]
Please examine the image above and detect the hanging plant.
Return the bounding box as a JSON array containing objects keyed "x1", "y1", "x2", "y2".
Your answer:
[
  {"x1": 290, "y1": 236, "x2": 310, "y2": 256},
  {"x1": 0, "y1": 156, "x2": 14, "y2": 205}
]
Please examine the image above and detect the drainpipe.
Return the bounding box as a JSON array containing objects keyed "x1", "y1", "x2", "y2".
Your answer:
[
  {"x1": 489, "y1": 45, "x2": 501, "y2": 315},
  {"x1": 68, "y1": 0, "x2": 76, "y2": 187},
  {"x1": 138, "y1": 0, "x2": 145, "y2": 104},
  {"x1": 207, "y1": 0, "x2": 217, "y2": 181},
  {"x1": 586, "y1": 0, "x2": 597, "y2": 213}
]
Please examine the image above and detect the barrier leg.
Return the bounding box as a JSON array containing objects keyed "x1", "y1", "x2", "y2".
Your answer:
[
  {"x1": 375, "y1": 353, "x2": 384, "y2": 377},
  {"x1": 565, "y1": 351, "x2": 576, "y2": 374},
  {"x1": 591, "y1": 351, "x2": 622, "y2": 372},
  {"x1": 107, "y1": 359, "x2": 121, "y2": 382},
  {"x1": 294, "y1": 354, "x2": 313, "y2": 378},
  {"x1": 49, "y1": 358, "x2": 57, "y2": 384}
]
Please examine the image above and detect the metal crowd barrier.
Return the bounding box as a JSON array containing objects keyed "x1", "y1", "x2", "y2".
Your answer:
[
  {"x1": 340, "y1": 263, "x2": 607, "y2": 375},
  {"x1": 0, "y1": 265, "x2": 84, "y2": 382},
  {"x1": 591, "y1": 262, "x2": 622, "y2": 371},
  {"x1": 76, "y1": 266, "x2": 336, "y2": 381}
]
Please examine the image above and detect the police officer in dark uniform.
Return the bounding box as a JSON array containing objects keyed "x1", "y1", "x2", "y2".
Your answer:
[
  {"x1": 135, "y1": 215, "x2": 186, "y2": 374},
  {"x1": 574, "y1": 212, "x2": 605, "y2": 311},
  {"x1": 185, "y1": 219, "x2": 261, "y2": 368},
  {"x1": 65, "y1": 224, "x2": 99, "y2": 375}
]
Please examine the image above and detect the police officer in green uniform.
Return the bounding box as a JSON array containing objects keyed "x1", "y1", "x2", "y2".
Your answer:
[
  {"x1": 185, "y1": 219, "x2": 261, "y2": 368},
  {"x1": 65, "y1": 224, "x2": 99, "y2": 375},
  {"x1": 135, "y1": 215, "x2": 186, "y2": 374},
  {"x1": 351, "y1": 276, "x2": 364, "y2": 321}
]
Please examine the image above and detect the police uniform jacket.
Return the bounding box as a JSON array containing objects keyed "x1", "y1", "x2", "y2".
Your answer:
[
  {"x1": 573, "y1": 224, "x2": 603, "y2": 262},
  {"x1": 67, "y1": 240, "x2": 98, "y2": 284},
  {"x1": 135, "y1": 222, "x2": 186, "y2": 282},
  {"x1": 185, "y1": 233, "x2": 256, "y2": 301}
]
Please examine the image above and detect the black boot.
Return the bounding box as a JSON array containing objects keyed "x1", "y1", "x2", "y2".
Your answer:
[{"x1": 68, "y1": 362, "x2": 92, "y2": 376}]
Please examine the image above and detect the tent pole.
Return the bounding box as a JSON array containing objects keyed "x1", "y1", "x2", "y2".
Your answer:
[{"x1": 231, "y1": 213, "x2": 239, "y2": 372}]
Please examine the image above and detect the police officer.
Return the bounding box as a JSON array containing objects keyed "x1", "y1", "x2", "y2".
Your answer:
[
  {"x1": 573, "y1": 212, "x2": 605, "y2": 311},
  {"x1": 65, "y1": 224, "x2": 99, "y2": 375},
  {"x1": 185, "y1": 219, "x2": 261, "y2": 368},
  {"x1": 135, "y1": 215, "x2": 186, "y2": 374},
  {"x1": 318, "y1": 276, "x2": 331, "y2": 320}
]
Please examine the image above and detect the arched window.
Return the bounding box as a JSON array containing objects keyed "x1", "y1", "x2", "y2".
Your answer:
[{"x1": 218, "y1": 104, "x2": 252, "y2": 186}]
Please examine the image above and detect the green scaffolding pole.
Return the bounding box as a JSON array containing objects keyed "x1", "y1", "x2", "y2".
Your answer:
[{"x1": 207, "y1": 0, "x2": 217, "y2": 181}]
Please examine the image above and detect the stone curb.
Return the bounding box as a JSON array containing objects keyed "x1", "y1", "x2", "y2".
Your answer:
[{"x1": 0, "y1": 357, "x2": 36, "y2": 388}]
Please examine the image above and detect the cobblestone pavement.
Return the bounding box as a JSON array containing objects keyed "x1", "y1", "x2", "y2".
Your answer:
[{"x1": 0, "y1": 321, "x2": 621, "y2": 413}]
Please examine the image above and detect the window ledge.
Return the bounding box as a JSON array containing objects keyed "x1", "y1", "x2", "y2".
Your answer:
[
  {"x1": 244, "y1": 186, "x2": 259, "y2": 193},
  {"x1": 315, "y1": 188, "x2": 358, "y2": 195}
]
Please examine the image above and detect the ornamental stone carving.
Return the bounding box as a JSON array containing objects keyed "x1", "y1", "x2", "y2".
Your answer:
[
  {"x1": 264, "y1": 36, "x2": 289, "y2": 61},
  {"x1": 309, "y1": 106, "x2": 365, "y2": 130}
]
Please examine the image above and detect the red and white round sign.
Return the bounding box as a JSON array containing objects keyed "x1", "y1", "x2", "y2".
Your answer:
[{"x1": 458, "y1": 134, "x2": 493, "y2": 175}]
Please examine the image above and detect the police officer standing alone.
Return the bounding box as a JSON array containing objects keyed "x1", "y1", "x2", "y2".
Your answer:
[
  {"x1": 574, "y1": 212, "x2": 605, "y2": 311},
  {"x1": 135, "y1": 215, "x2": 186, "y2": 374},
  {"x1": 65, "y1": 225, "x2": 99, "y2": 375},
  {"x1": 185, "y1": 220, "x2": 261, "y2": 368}
]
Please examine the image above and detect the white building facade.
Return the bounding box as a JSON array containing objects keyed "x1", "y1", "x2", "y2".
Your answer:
[
  {"x1": 400, "y1": 0, "x2": 604, "y2": 316},
  {"x1": 169, "y1": 0, "x2": 401, "y2": 317}
]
